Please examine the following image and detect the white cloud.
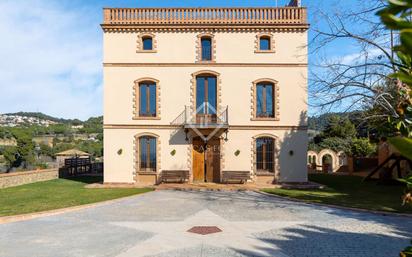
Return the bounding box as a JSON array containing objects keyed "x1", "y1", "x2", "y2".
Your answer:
[
  {"x1": 0, "y1": 0, "x2": 102, "y2": 120},
  {"x1": 340, "y1": 48, "x2": 385, "y2": 65}
]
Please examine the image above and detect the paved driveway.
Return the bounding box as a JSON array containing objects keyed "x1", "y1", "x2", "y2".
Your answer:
[{"x1": 1, "y1": 190, "x2": 411, "y2": 257}]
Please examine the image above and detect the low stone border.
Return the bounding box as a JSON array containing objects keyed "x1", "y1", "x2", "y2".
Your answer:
[
  {"x1": 0, "y1": 169, "x2": 58, "y2": 189},
  {"x1": 155, "y1": 181, "x2": 324, "y2": 191},
  {"x1": 0, "y1": 191, "x2": 154, "y2": 224},
  {"x1": 155, "y1": 183, "x2": 257, "y2": 192},
  {"x1": 85, "y1": 183, "x2": 155, "y2": 189},
  {"x1": 256, "y1": 190, "x2": 412, "y2": 218}
]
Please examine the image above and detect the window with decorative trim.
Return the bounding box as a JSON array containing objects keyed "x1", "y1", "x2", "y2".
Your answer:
[
  {"x1": 190, "y1": 70, "x2": 221, "y2": 123},
  {"x1": 255, "y1": 33, "x2": 275, "y2": 53},
  {"x1": 196, "y1": 34, "x2": 216, "y2": 62},
  {"x1": 251, "y1": 79, "x2": 279, "y2": 121},
  {"x1": 256, "y1": 82, "x2": 274, "y2": 118},
  {"x1": 255, "y1": 137, "x2": 275, "y2": 173},
  {"x1": 201, "y1": 37, "x2": 212, "y2": 61},
  {"x1": 138, "y1": 136, "x2": 157, "y2": 172},
  {"x1": 139, "y1": 82, "x2": 156, "y2": 117},
  {"x1": 137, "y1": 33, "x2": 157, "y2": 53},
  {"x1": 133, "y1": 78, "x2": 161, "y2": 120}
]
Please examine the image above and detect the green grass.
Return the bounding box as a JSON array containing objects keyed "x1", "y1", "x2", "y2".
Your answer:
[
  {"x1": 262, "y1": 174, "x2": 412, "y2": 214},
  {"x1": 0, "y1": 176, "x2": 153, "y2": 217}
]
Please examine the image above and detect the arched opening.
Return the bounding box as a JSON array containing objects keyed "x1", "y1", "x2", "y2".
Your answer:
[
  {"x1": 338, "y1": 153, "x2": 347, "y2": 166},
  {"x1": 322, "y1": 154, "x2": 333, "y2": 173},
  {"x1": 256, "y1": 82, "x2": 275, "y2": 118},
  {"x1": 138, "y1": 80, "x2": 157, "y2": 117},
  {"x1": 138, "y1": 136, "x2": 157, "y2": 172},
  {"x1": 195, "y1": 74, "x2": 217, "y2": 123},
  {"x1": 255, "y1": 137, "x2": 275, "y2": 173}
]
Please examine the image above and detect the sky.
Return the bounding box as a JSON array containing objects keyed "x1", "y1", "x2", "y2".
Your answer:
[{"x1": 0, "y1": 0, "x2": 361, "y2": 120}]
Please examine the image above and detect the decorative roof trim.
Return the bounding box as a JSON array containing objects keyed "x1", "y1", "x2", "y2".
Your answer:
[{"x1": 101, "y1": 26, "x2": 309, "y2": 33}]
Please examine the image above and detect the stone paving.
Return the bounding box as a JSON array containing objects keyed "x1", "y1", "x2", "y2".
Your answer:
[{"x1": 1, "y1": 190, "x2": 412, "y2": 257}]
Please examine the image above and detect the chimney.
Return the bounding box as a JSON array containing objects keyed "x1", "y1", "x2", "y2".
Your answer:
[{"x1": 288, "y1": 0, "x2": 301, "y2": 7}]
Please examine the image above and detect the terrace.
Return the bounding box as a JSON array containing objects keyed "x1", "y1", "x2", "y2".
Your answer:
[{"x1": 101, "y1": 7, "x2": 308, "y2": 29}]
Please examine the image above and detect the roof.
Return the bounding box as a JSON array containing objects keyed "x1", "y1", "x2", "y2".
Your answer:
[{"x1": 55, "y1": 149, "x2": 91, "y2": 156}]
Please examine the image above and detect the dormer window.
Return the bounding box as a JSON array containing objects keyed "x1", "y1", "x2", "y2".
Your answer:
[
  {"x1": 201, "y1": 37, "x2": 212, "y2": 61},
  {"x1": 255, "y1": 33, "x2": 275, "y2": 53},
  {"x1": 142, "y1": 36, "x2": 153, "y2": 50},
  {"x1": 259, "y1": 36, "x2": 271, "y2": 51}
]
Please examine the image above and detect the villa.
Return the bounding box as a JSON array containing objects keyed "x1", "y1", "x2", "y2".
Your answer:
[{"x1": 102, "y1": 0, "x2": 309, "y2": 185}]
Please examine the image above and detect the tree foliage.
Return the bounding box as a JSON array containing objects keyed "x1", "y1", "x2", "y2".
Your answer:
[
  {"x1": 377, "y1": 0, "x2": 412, "y2": 136},
  {"x1": 321, "y1": 115, "x2": 358, "y2": 139},
  {"x1": 350, "y1": 138, "x2": 377, "y2": 157},
  {"x1": 310, "y1": 114, "x2": 376, "y2": 156},
  {"x1": 0, "y1": 115, "x2": 104, "y2": 171},
  {"x1": 318, "y1": 137, "x2": 352, "y2": 153}
]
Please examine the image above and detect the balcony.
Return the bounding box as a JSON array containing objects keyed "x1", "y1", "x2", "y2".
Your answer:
[
  {"x1": 171, "y1": 106, "x2": 229, "y2": 140},
  {"x1": 102, "y1": 7, "x2": 308, "y2": 27}
]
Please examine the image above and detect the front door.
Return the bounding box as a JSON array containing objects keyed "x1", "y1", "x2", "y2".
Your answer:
[{"x1": 192, "y1": 137, "x2": 220, "y2": 183}]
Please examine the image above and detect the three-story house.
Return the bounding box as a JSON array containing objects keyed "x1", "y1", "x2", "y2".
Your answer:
[{"x1": 102, "y1": 2, "x2": 309, "y2": 185}]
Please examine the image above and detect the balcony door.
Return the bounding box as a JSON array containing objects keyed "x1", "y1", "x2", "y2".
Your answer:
[{"x1": 196, "y1": 75, "x2": 217, "y2": 124}]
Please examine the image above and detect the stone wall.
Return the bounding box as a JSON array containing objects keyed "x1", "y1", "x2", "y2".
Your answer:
[{"x1": 0, "y1": 169, "x2": 58, "y2": 189}]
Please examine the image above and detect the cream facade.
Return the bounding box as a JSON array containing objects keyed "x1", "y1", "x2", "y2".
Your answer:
[{"x1": 102, "y1": 5, "x2": 309, "y2": 185}]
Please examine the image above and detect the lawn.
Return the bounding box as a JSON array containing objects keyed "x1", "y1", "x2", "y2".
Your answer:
[
  {"x1": 0, "y1": 176, "x2": 153, "y2": 217},
  {"x1": 262, "y1": 174, "x2": 412, "y2": 214}
]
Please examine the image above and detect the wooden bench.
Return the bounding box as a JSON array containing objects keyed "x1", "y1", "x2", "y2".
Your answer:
[
  {"x1": 161, "y1": 170, "x2": 189, "y2": 183},
  {"x1": 222, "y1": 171, "x2": 250, "y2": 184}
]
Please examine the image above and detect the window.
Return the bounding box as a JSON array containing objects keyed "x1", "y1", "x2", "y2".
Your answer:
[
  {"x1": 259, "y1": 36, "x2": 271, "y2": 51},
  {"x1": 256, "y1": 137, "x2": 274, "y2": 173},
  {"x1": 137, "y1": 33, "x2": 157, "y2": 53},
  {"x1": 196, "y1": 75, "x2": 217, "y2": 115},
  {"x1": 142, "y1": 36, "x2": 153, "y2": 50},
  {"x1": 255, "y1": 33, "x2": 275, "y2": 53},
  {"x1": 139, "y1": 136, "x2": 157, "y2": 172},
  {"x1": 256, "y1": 82, "x2": 274, "y2": 118},
  {"x1": 139, "y1": 82, "x2": 156, "y2": 117},
  {"x1": 201, "y1": 37, "x2": 212, "y2": 61}
]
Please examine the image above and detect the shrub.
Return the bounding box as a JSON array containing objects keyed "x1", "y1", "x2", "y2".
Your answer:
[
  {"x1": 350, "y1": 138, "x2": 376, "y2": 157},
  {"x1": 318, "y1": 137, "x2": 351, "y2": 153}
]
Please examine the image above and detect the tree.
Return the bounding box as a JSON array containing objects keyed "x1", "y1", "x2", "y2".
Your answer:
[
  {"x1": 79, "y1": 116, "x2": 103, "y2": 134},
  {"x1": 350, "y1": 138, "x2": 377, "y2": 157},
  {"x1": 2, "y1": 146, "x2": 19, "y2": 172},
  {"x1": 38, "y1": 144, "x2": 53, "y2": 156},
  {"x1": 310, "y1": 1, "x2": 408, "y2": 133},
  {"x1": 321, "y1": 115, "x2": 358, "y2": 139},
  {"x1": 318, "y1": 137, "x2": 352, "y2": 153},
  {"x1": 15, "y1": 134, "x2": 35, "y2": 169},
  {"x1": 377, "y1": 0, "x2": 412, "y2": 136}
]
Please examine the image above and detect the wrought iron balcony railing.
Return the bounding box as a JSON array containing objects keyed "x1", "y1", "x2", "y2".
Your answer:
[{"x1": 171, "y1": 106, "x2": 229, "y2": 128}]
